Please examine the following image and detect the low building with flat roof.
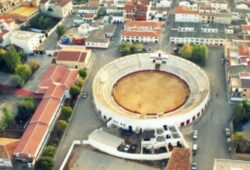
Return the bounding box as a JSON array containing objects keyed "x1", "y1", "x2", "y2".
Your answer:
[
  {"x1": 10, "y1": 30, "x2": 45, "y2": 54},
  {"x1": 85, "y1": 30, "x2": 110, "y2": 48},
  {"x1": 213, "y1": 159, "x2": 250, "y2": 170}
]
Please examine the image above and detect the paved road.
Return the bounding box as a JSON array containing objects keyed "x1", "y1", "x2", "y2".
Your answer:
[
  {"x1": 54, "y1": 26, "x2": 122, "y2": 170},
  {"x1": 192, "y1": 47, "x2": 232, "y2": 170}
]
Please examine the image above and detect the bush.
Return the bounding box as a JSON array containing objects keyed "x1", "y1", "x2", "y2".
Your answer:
[
  {"x1": 35, "y1": 157, "x2": 54, "y2": 170},
  {"x1": 15, "y1": 64, "x2": 32, "y2": 82},
  {"x1": 75, "y1": 77, "x2": 84, "y2": 87},
  {"x1": 61, "y1": 106, "x2": 73, "y2": 120},
  {"x1": 10, "y1": 75, "x2": 24, "y2": 88},
  {"x1": 56, "y1": 120, "x2": 68, "y2": 133},
  {"x1": 119, "y1": 42, "x2": 144, "y2": 56},
  {"x1": 42, "y1": 145, "x2": 57, "y2": 158},
  {"x1": 78, "y1": 68, "x2": 87, "y2": 79},
  {"x1": 56, "y1": 25, "x2": 66, "y2": 37},
  {"x1": 27, "y1": 59, "x2": 40, "y2": 73},
  {"x1": 69, "y1": 85, "x2": 81, "y2": 99}
]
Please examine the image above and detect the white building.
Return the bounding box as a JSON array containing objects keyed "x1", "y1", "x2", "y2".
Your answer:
[
  {"x1": 153, "y1": 0, "x2": 172, "y2": 8},
  {"x1": 147, "y1": 6, "x2": 168, "y2": 21},
  {"x1": 85, "y1": 30, "x2": 110, "y2": 48},
  {"x1": 121, "y1": 30, "x2": 161, "y2": 43},
  {"x1": 10, "y1": 30, "x2": 45, "y2": 53},
  {"x1": 179, "y1": 0, "x2": 198, "y2": 9},
  {"x1": 213, "y1": 159, "x2": 250, "y2": 170},
  {"x1": 175, "y1": 6, "x2": 199, "y2": 23},
  {"x1": 0, "y1": 16, "x2": 16, "y2": 47},
  {"x1": 78, "y1": 6, "x2": 99, "y2": 14},
  {"x1": 40, "y1": 0, "x2": 73, "y2": 18},
  {"x1": 211, "y1": 0, "x2": 229, "y2": 11}
]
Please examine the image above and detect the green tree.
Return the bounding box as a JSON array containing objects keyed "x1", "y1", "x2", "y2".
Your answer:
[
  {"x1": 131, "y1": 43, "x2": 143, "y2": 53},
  {"x1": 4, "y1": 46, "x2": 21, "y2": 72},
  {"x1": 56, "y1": 120, "x2": 68, "y2": 133},
  {"x1": 16, "y1": 97, "x2": 35, "y2": 123},
  {"x1": 75, "y1": 77, "x2": 84, "y2": 87},
  {"x1": 19, "y1": 51, "x2": 27, "y2": 63},
  {"x1": 15, "y1": 64, "x2": 32, "y2": 81},
  {"x1": 3, "y1": 107, "x2": 13, "y2": 125},
  {"x1": 56, "y1": 25, "x2": 66, "y2": 37},
  {"x1": 192, "y1": 44, "x2": 208, "y2": 66},
  {"x1": 42, "y1": 145, "x2": 57, "y2": 158},
  {"x1": 10, "y1": 75, "x2": 24, "y2": 88},
  {"x1": 231, "y1": 132, "x2": 244, "y2": 146},
  {"x1": 69, "y1": 85, "x2": 81, "y2": 99},
  {"x1": 78, "y1": 68, "x2": 87, "y2": 79},
  {"x1": 119, "y1": 42, "x2": 131, "y2": 56},
  {"x1": 35, "y1": 157, "x2": 54, "y2": 170},
  {"x1": 179, "y1": 44, "x2": 193, "y2": 59},
  {"x1": 61, "y1": 106, "x2": 73, "y2": 120}
]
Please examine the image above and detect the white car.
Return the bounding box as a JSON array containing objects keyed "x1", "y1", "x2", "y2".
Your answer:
[
  {"x1": 193, "y1": 130, "x2": 198, "y2": 140},
  {"x1": 225, "y1": 128, "x2": 231, "y2": 137},
  {"x1": 191, "y1": 162, "x2": 197, "y2": 170},
  {"x1": 192, "y1": 143, "x2": 198, "y2": 155}
]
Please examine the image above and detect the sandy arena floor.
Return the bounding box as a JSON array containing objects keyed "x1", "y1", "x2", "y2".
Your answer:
[{"x1": 113, "y1": 71, "x2": 190, "y2": 115}]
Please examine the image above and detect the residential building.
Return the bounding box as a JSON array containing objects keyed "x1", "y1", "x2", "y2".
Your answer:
[
  {"x1": 53, "y1": 48, "x2": 92, "y2": 69},
  {"x1": 106, "y1": 4, "x2": 123, "y2": 14},
  {"x1": 121, "y1": 29, "x2": 161, "y2": 43},
  {"x1": 85, "y1": 30, "x2": 110, "y2": 48},
  {"x1": 147, "y1": 6, "x2": 168, "y2": 21},
  {"x1": 0, "y1": 138, "x2": 19, "y2": 167},
  {"x1": 152, "y1": 0, "x2": 172, "y2": 8},
  {"x1": 213, "y1": 159, "x2": 250, "y2": 170},
  {"x1": 166, "y1": 148, "x2": 190, "y2": 170},
  {"x1": 88, "y1": 0, "x2": 100, "y2": 6},
  {"x1": 109, "y1": 12, "x2": 124, "y2": 23},
  {"x1": 121, "y1": 21, "x2": 163, "y2": 43},
  {"x1": 124, "y1": 0, "x2": 150, "y2": 21},
  {"x1": 211, "y1": 0, "x2": 228, "y2": 11},
  {"x1": 0, "y1": 0, "x2": 23, "y2": 14},
  {"x1": 13, "y1": 65, "x2": 78, "y2": 164},
  {"x1": 179, "y1": 0, "x2": 198, "y2": 9},
  {"x1": 10, "y1": 30, "x2": 45, "y2": 54},
  {"x1": 78, "y1": 6, "x2": 99, "y2": 14},
  {"x1": 0, "y1": 16, "x2": 16, "y2": 47},
  {"x1": 225, "y1": 44, "x2": 250, "y2": 101},
  {"x1": 82, "y1": 13, "x2": 96, "y2": 23},
  {"x1": 175, "y1": 6, "x2": 199, "y2": 23},
  {"x1": 40, "y1": 0, "x2": 73, "y2": 18},
  {"x1": 169, "y1": 22, "x2": 234, "y2": 46}
]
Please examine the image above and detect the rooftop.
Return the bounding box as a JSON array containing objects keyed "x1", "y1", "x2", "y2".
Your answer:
[
  {"x1": 86, "y1": 30, "x2": 110, "y2": 43},
  {"x1": 214, "y1": 159, "x2": 250, "y2": 170},
  {"x1": 0, "y1": 138, "x2": 19, "y2": 160},
  {"x1": 54, "y1": 48, "x2": 89, "y2": 62},
  {"x1": 11, "y1": 30, "x2": 43, "y2": 41},
  {"x1": 121, "y1": 30, "x2": 161, "y2": 38},
  {"x1": 166, "y1": 148, "x2": 190, "y2": 170},
  {"x1": 175, "y1": 6, "x2": 199, "y2": 15},
  {"x1": 124, "y1": 21, "x2": 164, "y2": 29}
]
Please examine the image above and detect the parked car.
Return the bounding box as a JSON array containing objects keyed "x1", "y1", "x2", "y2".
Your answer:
[
  {"x1": 225, "y1": 128, "x2": 231, "y2": 137},
  {"x1": 193, "y1": 130, "x2": 198, "y2": 140},
  {"x1": 82, "y1": 91, "x2": 88, "y2": 99},
  {"x1": 192, "y1": 143, "x2": 198, "y2": 155},
  {"x1": 191, "y1": 162, "x2": 197, "y2": 170}
]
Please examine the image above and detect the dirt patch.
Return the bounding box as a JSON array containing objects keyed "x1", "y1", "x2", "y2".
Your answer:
[{"x1": 113, "y1": 70, "x2": 190, "y2": 115}]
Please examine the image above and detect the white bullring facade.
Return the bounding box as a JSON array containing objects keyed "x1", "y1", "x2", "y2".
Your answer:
[{"x1": 92, "y1": 52, "x2": 210, "y2": 131}]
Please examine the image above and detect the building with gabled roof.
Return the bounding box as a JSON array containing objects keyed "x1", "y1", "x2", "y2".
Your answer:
[
  {"x1": 53, "y1": 48, "x2": 92, "y2": 69},
  {"x1": 13, "y1": 65, "x2": 78, "y2": 164},
  {"x1": 0, "y1": 138, "x2": 19, "y2": 167}
]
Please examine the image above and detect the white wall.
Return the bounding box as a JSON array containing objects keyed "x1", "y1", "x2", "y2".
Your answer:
[{"x1": 175, "y1": 13, "x2": 199, "y2": 22}]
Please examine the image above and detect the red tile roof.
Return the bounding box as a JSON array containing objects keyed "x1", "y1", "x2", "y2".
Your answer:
[
  {"x1": 239, "y1": 72, "x2": 250, "y2": 78},
  {"x1": 0, "y1": 138, "x2": 19, "y2": 160},
  {"x1": 38, "y1": 65, "x2": 78, "y2": 92},
  {"x1": 14, "y1": 123, "x2": 48, "y2": 159},
  {"x1": 55, "y1": 50, "x2": 87, "y2": 62},
  {"x1": 124, "y1": 2, "x2": 136, "y2": 11},
  {"x1": 238, "y1": 44, "x2": 249, "y2": 56},
  {"x1": 121, "y1": 30, "x2": 161, "y2": 38},
  {"x1": 175, "y1": 6, "x2": 199, "y2": 14},
  {"x1": 0, "y1": 15, "x2": 14, "y2": 23},
  {"x1": 166, "y1": 148, "x2": 190, "y2": 170},
  {"x1": 241, "y1": 25, "x2": 250, "y2": 31},
  {"x1": 30, "y1": 97, "x2": 61, "y2": 125},
  {"x1": 124, "y1": 21, "x2": 164, "y2": 29}
]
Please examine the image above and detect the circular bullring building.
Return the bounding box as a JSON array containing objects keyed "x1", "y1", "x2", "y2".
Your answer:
[{"x1": 92, "y1": 51, "x2": 210, "y2": 131}]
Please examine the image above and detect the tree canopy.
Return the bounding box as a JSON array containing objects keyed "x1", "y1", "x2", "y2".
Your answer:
[
  {"x1": 56, "y1": 25, "x2": 66, "y2": 37},
  {"x1": 3, "y1": 46, "x2": 21, "y2": 73},
  {"x1": 56, "y1": 120, "x2": 68, "y2": 133},
  {"x1": 35, "y1": 157, "x2": 54, "y2": 170},
  {"x1": 30, "y1": 15, "x2": 54, "y2": 30},
  {"x1": 78, "y1": 68, "x2": 87, "y2": 79},
  {"x1": 61, "y1": 106, "x2": 73, "y2": 120},
  {"x1": 15, "y1": 97, "x2": 36, "y2": 124},
  {"x1": 178, "y1": 44, "x2": 208, "y2": 66},
  {"x1": 15, "y1": 64, "x2": 32, "y2": 82},
  {"x1": 119, "y1": 42, "x2": 144, "y2": 56},
  {"x1": 42, "y1": 146, "x2": 57, "y2": 158},
  {"x1": 69, "y1": 85, "x2": 81, "y2": 99}
]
